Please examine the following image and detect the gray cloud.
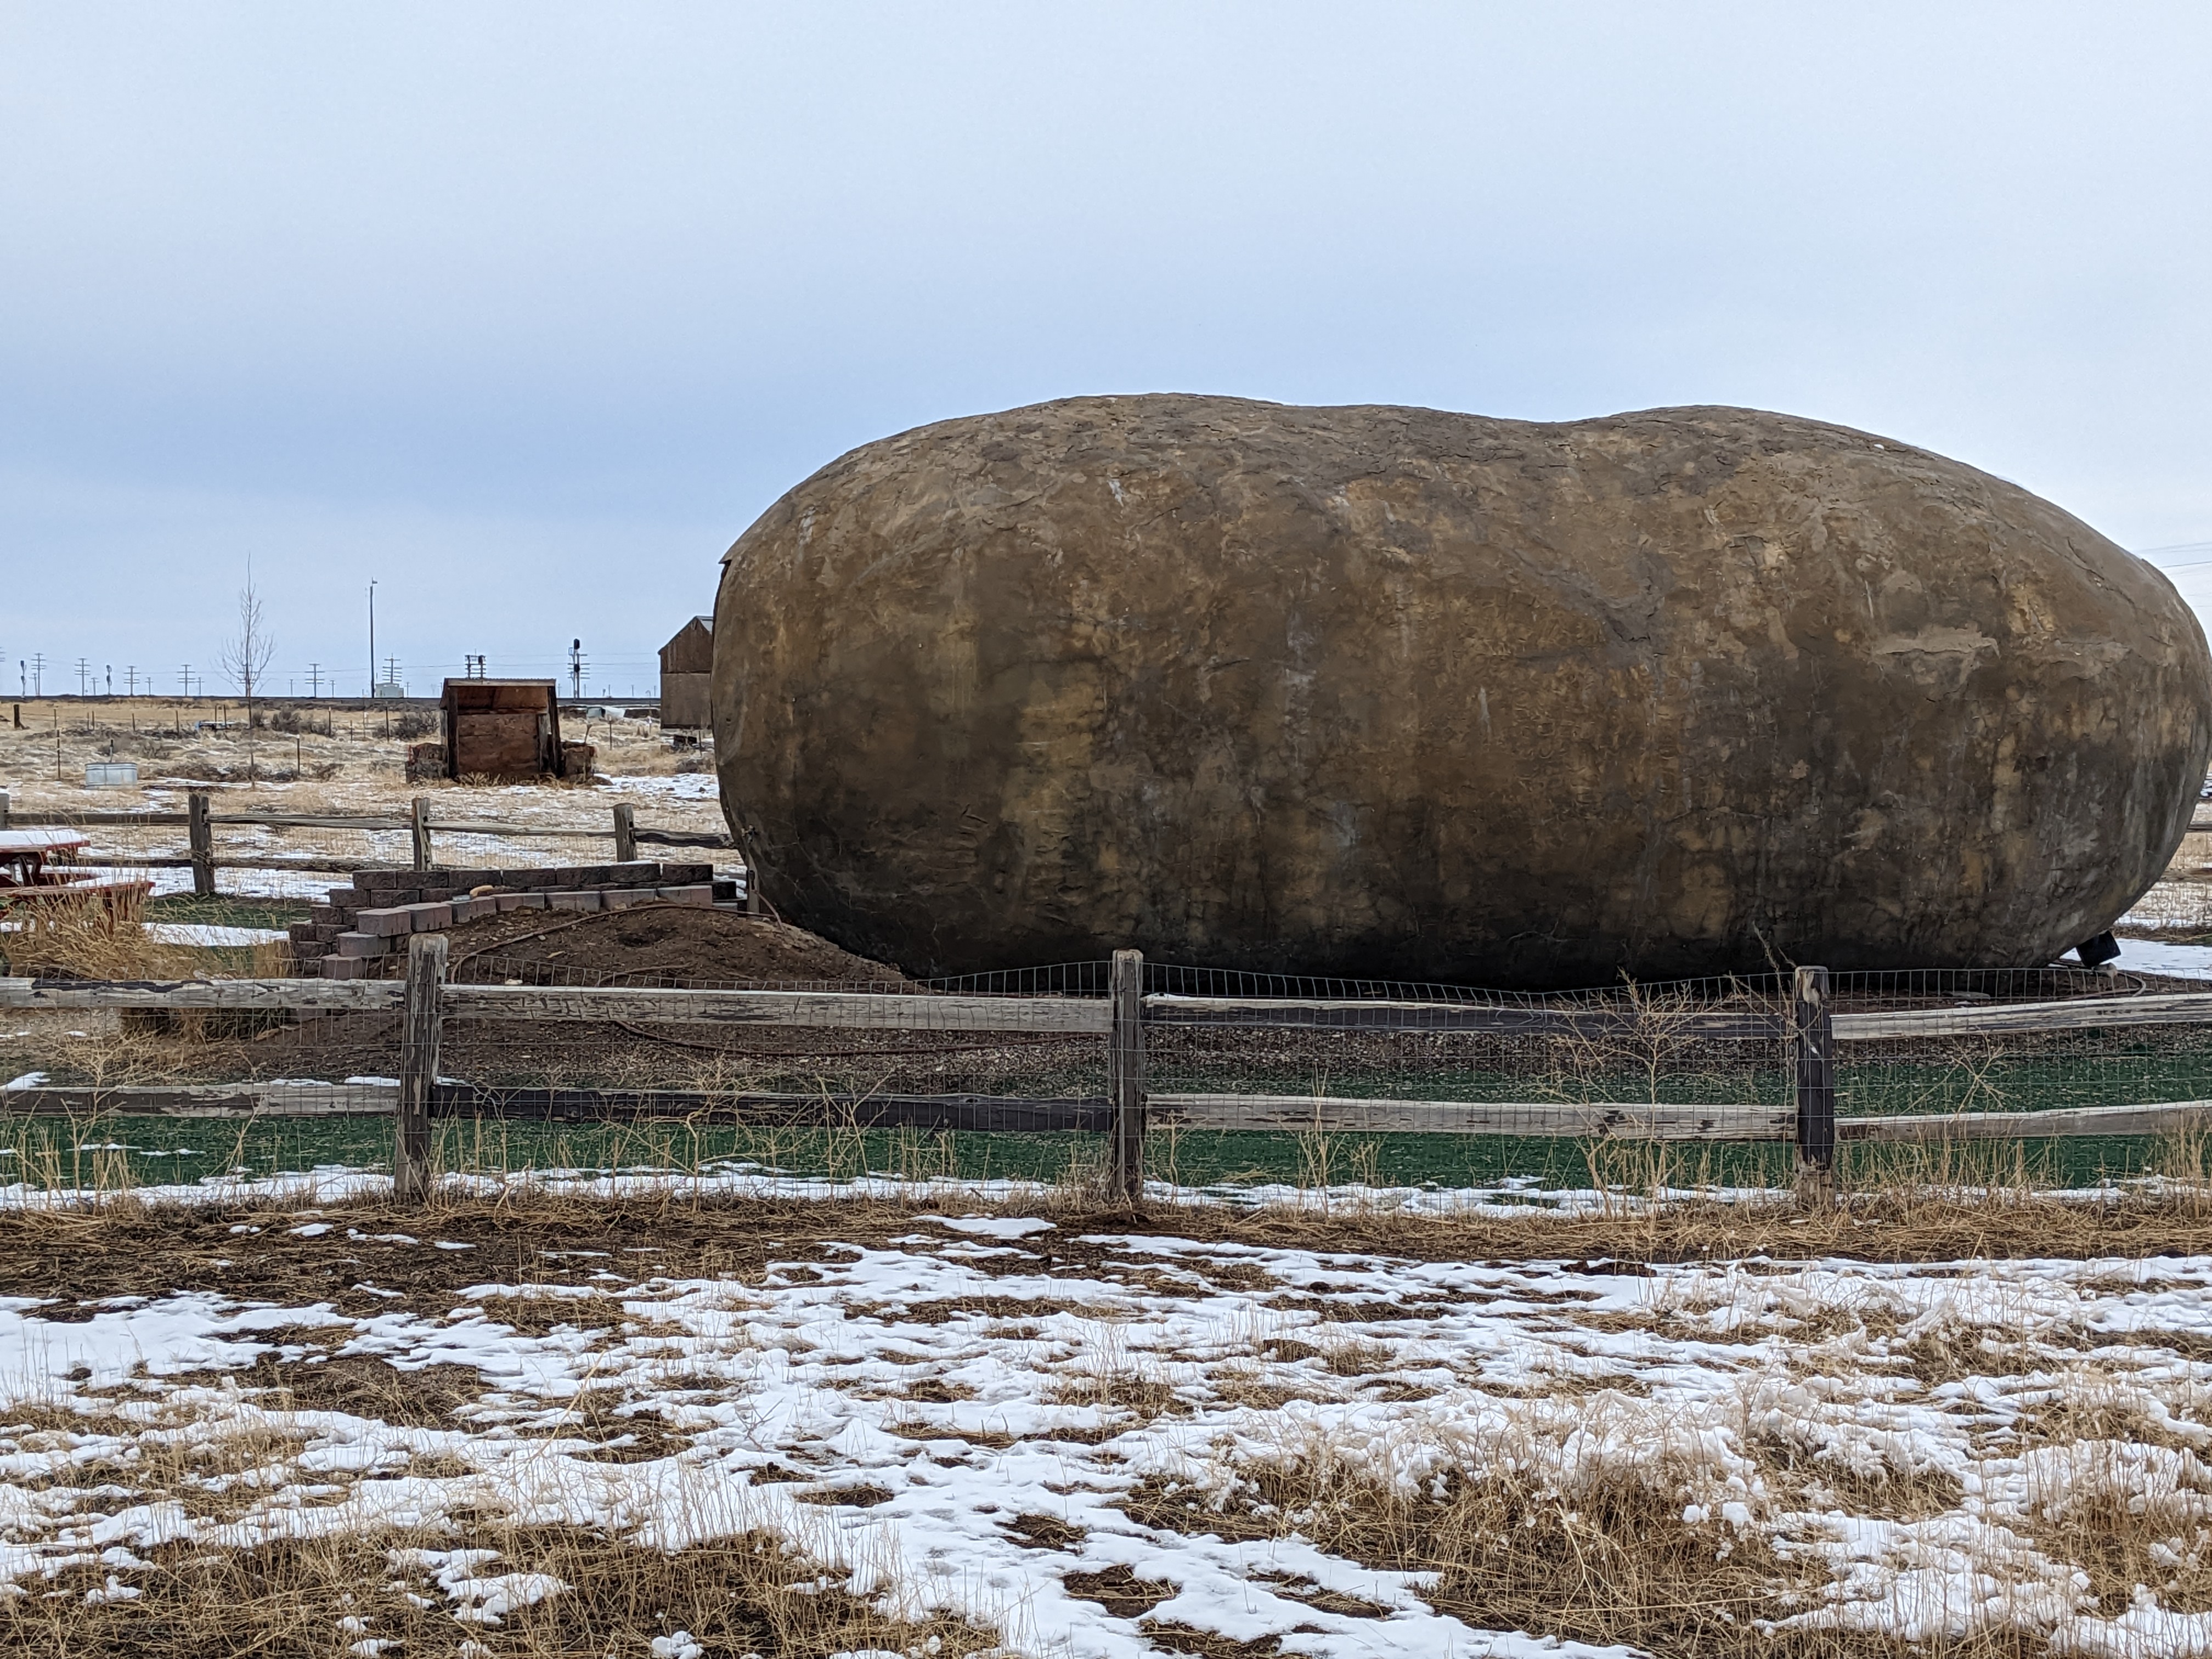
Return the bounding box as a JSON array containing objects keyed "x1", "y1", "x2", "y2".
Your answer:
[{"x1": 4, "y1": 1, "x2": 2208, "y2": 693}]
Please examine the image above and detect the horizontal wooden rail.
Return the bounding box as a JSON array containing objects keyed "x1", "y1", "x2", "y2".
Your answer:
[
  {"x1": 7, "y1": 1070, "x2": 2210, "y2": 1144},
  {"x1": 0, "y1": 1083, "x2": 399, "y2": 1117},
  {"x1": 1149, "y1": 1093, "x2": 1793, "y2": 1138},
  {"x1": 12, "y1": 978, "x2": 2210, "y2": 1042},
  {"x1": 216, "y1": 812, "x2": 409, "y2": 830},
  {"x1": 415, "y1": 819, "x2": 616, "y2": 838},
  {"x1": 1837, "y1": 1099, "x2": 2212, "y2": 1142},
  {"x1": 1127, "y1": 1093, "x2": 2212, "y2": 1143},
  {"x1": 441, "y1": 983, "x2": 1109, "y2": 1032},
  {"x1": 1833, "y1": 993, "x2": 2212, "y2": 1040},
  {"x1": 1147, "y1": 990, "x2": 2212, "y2": 1043},
  {"x1": 0, "y1": 976, "x2": 1107, "y2": 1032},
  {"x1": 67, "y1": 854, "x2": 389, "y2": 874},
  {"x1": 0, "y1": 977, "x2": 403, "y2": 1012},
  {"x1": 0, "y1": 1082, "x2": 1107, "y2": 1129},
  {"x1": 3, "y1": 810, "x2": 405, "y2": 830},
  {"x1": 20, "y1": 979, "x2": 2209, "y2": 1041},
  {"x1": 1143, "y1": 994, "x2": 1783, "y2": 1040},
  {"x1": 3, "y1": 808, "x2": 727, "y2": 847},
  {"x1": 435, "y1": 1087, "x2": 1105, "y2": 1128}
]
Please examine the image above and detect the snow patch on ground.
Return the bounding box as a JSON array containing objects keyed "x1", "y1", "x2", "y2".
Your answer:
[
  {"x1": 4, "y1": 1224, "x2": 2212, "y2": 1654},
  {"x1": 143, "y1": 923, "x2": 290, "y2": 947},
  {"x1": 2113, "y1": 938, "x2": 2212, "y2": 981},
  {"x1": 0, "y1": 1164, "x2": 1800, "y2": 1218},
  {"x1": 922, "y1": 1214, "x2": 1058, "y2": 1239},
  {"x1": 603, "y1": 772, "x2": 719, "y2": 802}
]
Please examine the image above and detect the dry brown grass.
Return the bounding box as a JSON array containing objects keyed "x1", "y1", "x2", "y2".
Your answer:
[
  {"x1": 1002, "y1": 1510, "x2": 1088, "y2": 1551},
  {"x1": 1125, "y1": 1457, "x2": 1816, "y2": 1653},
  {"x1": 0, "y1": 909, "x2": 202, "y2": 981},
  {"x1": 1122, "y1": 1444, "x2": 2063, "y2": 1658},
  {"x1": 2016, "y1": 1443, "x2": 2212, "y2": 1617},
  {"x1": 14, "y1": 1183, "x2": 2212, "y2": 1294},
  {"x1": 8, "y1": 1184, "x2": 2212, "y2": 1654},
  {"x1": 0, "y1": 1522, "x2": 996, "y2": 1657}
]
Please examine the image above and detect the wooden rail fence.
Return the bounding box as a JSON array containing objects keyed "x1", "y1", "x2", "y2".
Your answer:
[
  {"x1": 0, "y1": 789, "x2": 731, "y2": 889},
  {"x1": 7, "y1": 956, "x2": 2212, "y2": 1203}
]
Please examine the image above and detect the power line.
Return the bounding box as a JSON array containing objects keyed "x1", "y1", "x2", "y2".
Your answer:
[{"x1": 2137, "y1": 541, "x2": 2212, "y2": 573}]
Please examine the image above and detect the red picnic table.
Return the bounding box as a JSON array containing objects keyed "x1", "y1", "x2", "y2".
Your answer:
[{"x1": 0, "y1": 828, "x2": 155, "y2": 918}]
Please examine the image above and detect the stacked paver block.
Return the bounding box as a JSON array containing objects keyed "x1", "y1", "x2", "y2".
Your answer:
[{"x1": 291, "y1": 859, "x2": 718, "y2": 977}]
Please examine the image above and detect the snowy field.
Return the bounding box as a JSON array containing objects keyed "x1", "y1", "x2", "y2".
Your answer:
[
  {"x1": 2113, "y1": 938, "x2": 2212, "y2": 983},
  {"x1": 5, "y1": 1193, "x2": 2212, "y2": 1656}
]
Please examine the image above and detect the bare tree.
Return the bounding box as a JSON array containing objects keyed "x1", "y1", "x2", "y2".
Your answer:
[{"x1": 219, "y1": 568, "x2": 276, "y2": 785}]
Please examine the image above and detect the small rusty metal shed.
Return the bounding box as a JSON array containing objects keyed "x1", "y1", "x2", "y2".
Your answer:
[
  {"x1": 659, "y1": 616, "x2": 713, "y2": 732},
  {"x1": 440, "y1": 679, "x2": 566, "y2": 780}
]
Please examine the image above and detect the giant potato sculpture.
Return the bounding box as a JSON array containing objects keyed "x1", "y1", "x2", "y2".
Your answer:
[{"x1": 712, "y1": 397, "x2": 2212, "y2": 985}]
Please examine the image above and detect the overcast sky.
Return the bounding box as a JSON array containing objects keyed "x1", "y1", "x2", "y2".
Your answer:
[{"x1": 4, "y1": 3, "x2": 2209, "y2": 699}]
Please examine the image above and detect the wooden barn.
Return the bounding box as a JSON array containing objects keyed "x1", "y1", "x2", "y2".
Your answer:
[
  {"x1": 438, "y1": 679, "x2": 568, "y2": 780},
  {"x1": 659, "y1": 615, "x2": 713, "y2": 733}
]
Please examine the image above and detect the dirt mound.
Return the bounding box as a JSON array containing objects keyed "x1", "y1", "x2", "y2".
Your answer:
[{"x1": 434, "y1": 902, "x2": 912, "y2": 987}]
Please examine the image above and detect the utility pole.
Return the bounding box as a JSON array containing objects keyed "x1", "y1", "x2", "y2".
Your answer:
[
  {"x1": 180, "y1": 663, "x2": 191, "y2": 700},
  {"x1": 368, "y1": 579, "x2": 377, "y2": 701},
  {"x1": 307, "y1": 662, "x2": 322, "y2": 698},
  {"x1": 125, "y1": 665, "x2": 137, "y2": 697},
  {"x1": 382, "y1": 657, "x2": 401, "y2": 695},
  {"x1": 30, "y1": 654, "x2": 45, "y2": 697},
  {"x1": 74, "y1": 658, "x2": 89, "y2": 696}
]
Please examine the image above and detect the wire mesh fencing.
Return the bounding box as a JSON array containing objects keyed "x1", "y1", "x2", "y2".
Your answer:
[
  {"x1": 9, "y1": 949, "x2": 2212, "y2": 1195},
  {"x1": 426, "y1": 950, "x2": 1114, "y2": 1131},
  {"x1": 1828, "y1": 967, "x2": 2212, "y2": 1123},
  {"x1": 1142, "y1": 962, "x2": 1792, "y2": 1122}
]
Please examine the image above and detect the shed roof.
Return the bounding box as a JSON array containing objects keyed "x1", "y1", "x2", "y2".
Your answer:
[{"x1": 660, "y1": 615, "x2": 715, "y2": 673}]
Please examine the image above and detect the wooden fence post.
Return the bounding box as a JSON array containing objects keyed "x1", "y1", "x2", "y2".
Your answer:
[
  {"x1": 1792, "y1": 964, "x2": 1837, "y2": 1205},
  {"x1": 410, "y1": 797, "x2": 432, "y2": 872},
  {"x1": 395, "y1": 932, "x2": 447, "y2": 1202},
  {"x1": 1107, "y1": 949, "x2": 1146, "y2": 1205},
  {"x1": 612, "y1": 802, "x2": 636, "y2": 864},
  {"x1": 187, "y1": 791, "x2": 215, "y2": 897}
]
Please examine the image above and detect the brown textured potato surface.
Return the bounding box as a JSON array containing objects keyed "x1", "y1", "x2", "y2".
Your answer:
[{"x1": 712, "y1": 396, "x2": 2212, "y2": 985}]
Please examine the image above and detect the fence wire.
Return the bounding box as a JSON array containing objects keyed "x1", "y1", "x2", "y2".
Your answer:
[
  {"x1": 1141, "y1": 962, "x2": 1790, "y2": 1119},
  {"x1": 8, "y1": 948, "x2": 2212, "y2": 1193},
  {"x1": 1830, "y1": 966, "x2": 2212, "y2": 1121}
]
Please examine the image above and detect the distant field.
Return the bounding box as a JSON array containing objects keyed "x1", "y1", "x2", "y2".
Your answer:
[{"x1": 0, "y1": 695, "x2": 723, "y2": 901}]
